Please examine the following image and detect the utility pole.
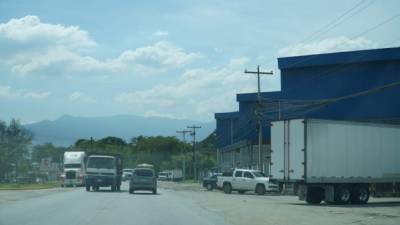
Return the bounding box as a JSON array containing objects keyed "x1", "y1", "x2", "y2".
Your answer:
[
  {"x1": 176, "y1": 130, "x2": 191, "y2": 179},
  {"x1": 90, "y1": 136, "x2": 94, "y2": 152},
  {"x1": 244, "y1": 65, "x2": 273, "y2": 173},
  {"x1": 187, "y1": 125, "x2": 201, "y2": 180}
]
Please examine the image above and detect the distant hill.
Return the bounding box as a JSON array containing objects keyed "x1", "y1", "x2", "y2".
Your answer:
[{"x1": 25, "y1": 115, "x2": 215, "y2": 147}]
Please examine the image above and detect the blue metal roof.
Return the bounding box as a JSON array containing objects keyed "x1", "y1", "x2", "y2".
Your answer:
[
  {"x1": 278, "y1": 47, "x2": 400, "y2": 70},
  {"x1": 236, "y1": 91, "x2": 282, "y2": 102},
  {"x1": 214, "y1": 111, "x2": 239, "y2": 119}
]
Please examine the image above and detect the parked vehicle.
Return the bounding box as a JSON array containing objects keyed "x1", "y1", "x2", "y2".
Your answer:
[
  {"x1": 62, "y1": 151, "x2": 86, "y2": 187},
  {"x1": 136, "y1": 163, "x2": 154, "y2": 169},
  {"x1": 202, "y1": 174, "x2": 221, "y2": 191},
  {"x1": 85, "y1": 153, "x2": 122, "y2": 192},
  {"x1": 122, "y1": 168, "x2": 134, "y2": 181},
  {"x1": 271, "y1": 119, "x2": 400, "y2": 204},
  {"x1": 158, "y1": 169, "x2": 183, "y2": 181},
  {"x1": 217, "y1": 169, "x2": 278, "y2": 195},
  {"x1": 129, "y1": 167, "x2": 157, "y2": 194},
  {"x1": 167, "y1": 169, "x2": 183, "y2": 181},
  {"x1": 158, "y1": 172, "x2": 169, "y2": 181}
]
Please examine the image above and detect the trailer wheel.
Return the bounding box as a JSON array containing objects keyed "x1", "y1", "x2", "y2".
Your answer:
[
  {"x1": 306, "y1": 187, "x2": 323, "y2": 204},
  {"x1": 335, "y1": 185, "x2": 351, "y2": 204},
  {"x1": 111, "y1": 185, "x2": 116, "y2": 192},
  {"x1": 223, "y1": 183, "x2": 232, "y2": 194},
  {"x1": 255, "y1": 184, "x2": 266, "y2": 195},
  {"x1": 85, "y1": 185, "x2": 90, "y2": 191},
  {"x1": 129, "y1": 188, "x2": 134, "y2": 194},
  {"x1": 351, "y1": 185, "x2": 369, "y2": 204}
]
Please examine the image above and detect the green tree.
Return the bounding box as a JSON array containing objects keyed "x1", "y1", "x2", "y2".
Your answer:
[
  {"x1": 132, "y1": 136, "x2": 182, "y2": 172},
  {"x1": 0, "y1": 121, "x2": 8, "y2": 181},
  {"x1": 98, "y1": 136, "x2": 126, "y2": 146},
  {"x1": 0, "y1": 119, "x2": 33, "y2": 181},
  {"x1": 32, "y1": 143, "x2": 66, "y2": 163}
]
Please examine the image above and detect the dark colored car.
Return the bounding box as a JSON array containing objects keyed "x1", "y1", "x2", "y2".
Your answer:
[
  {"x1": 202, "y1": 174, "x2": 219, "y2": 191},
  {"x1": 129, "y1": 168, "x2": 157, "y2": 194}
]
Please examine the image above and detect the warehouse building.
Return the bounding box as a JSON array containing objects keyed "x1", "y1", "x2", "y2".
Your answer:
[{"x1": 215, "y1": 47, "x2": 400, "y2": 173}]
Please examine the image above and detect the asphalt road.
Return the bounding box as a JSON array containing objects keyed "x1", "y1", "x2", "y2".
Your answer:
[
  {"x1": 2, "y1": 182, "x2": 400, "y2": 225},
  {"x1": 0, "y1": 182, "x2": 229, "y2": 225}
]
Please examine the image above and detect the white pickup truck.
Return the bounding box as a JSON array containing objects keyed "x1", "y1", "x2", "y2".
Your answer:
[{"x1": 217, "y1": 169, "x2": 278, "y2": 195}]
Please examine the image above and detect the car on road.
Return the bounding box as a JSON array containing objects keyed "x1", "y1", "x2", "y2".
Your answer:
[
  {"x1": 122, "y1": 168, "x2": 134, "y2": 181},
  {"x1": 217, "y1": 169, "x2": 278, "y2": 195},
  {"x1": 129, "y1": 167, "x2": 157, "y2": 194},
  {"x1": 202, "y1": 174, "x2": 221, "y2": 191},
  {"x1": 158, "y1": 172, "x2": 170, "y2": 181}
]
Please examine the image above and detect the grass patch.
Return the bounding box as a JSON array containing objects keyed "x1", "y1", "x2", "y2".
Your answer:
[
  {"x1": 0, "y1": 182, "x2": 59, "y2": 190},
  {"x1": 181, "y1": 179, "x2": 200, "y2": 184}
]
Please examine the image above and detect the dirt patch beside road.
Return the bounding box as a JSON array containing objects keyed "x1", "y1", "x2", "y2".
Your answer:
[
  {"x1": 169, "y1": 187, "x2": 400, "y2": 225},
  {"x1": 158, "y1": 181, "x2": 203, "y2": 192},
  {"x1": 0, "y1": 187, "x2": 76, "y2": 203}
]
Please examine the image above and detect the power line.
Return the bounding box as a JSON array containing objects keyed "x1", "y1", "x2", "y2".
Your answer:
[
  {"x1": 260, "y1": 80, "x2": 400, "y2": 116},
  {"x1": 277, "y1": 12, "x2": 400, "y2": 74},
  {"x1": 254, "y1": 0, "x2": 375, "y2": 69},
  {"x1": 220, "y1": 5, "x2": 400, "y2": 165},
  {"x1": 308, "y1": 0, "x2": 376, "y2": 42},
  {"x1": 352, "y1": 12, "x2": 400, "y2": 38},
  {"x1": 302, "y1": 0, "x2": 370, "y2": 43}
]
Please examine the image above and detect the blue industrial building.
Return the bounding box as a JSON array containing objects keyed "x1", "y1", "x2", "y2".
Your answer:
[{"x1": 215, "y1": 47, "x2": 400, "y2": 171}]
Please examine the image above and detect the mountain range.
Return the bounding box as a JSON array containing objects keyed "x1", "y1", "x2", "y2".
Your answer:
[{"x1": 25, "y1": 115, "x2": 215, "y2": 147}]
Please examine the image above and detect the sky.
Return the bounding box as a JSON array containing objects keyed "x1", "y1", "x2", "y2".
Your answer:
[{"x1": 1, "y1": 0, "x2": 400, "y2": 123}]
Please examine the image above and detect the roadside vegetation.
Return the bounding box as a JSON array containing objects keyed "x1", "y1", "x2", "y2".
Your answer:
[
  {"x1": 0, "y1": 118, "x2": 217, "y2": 185},
  {"x1": 0, "y1": 182, "x2": 59, "y2": 190}
]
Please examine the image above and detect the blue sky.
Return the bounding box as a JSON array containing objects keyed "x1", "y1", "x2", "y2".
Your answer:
[{"x1": 1, "y1": 0, "x2": 399, "y2": 123}]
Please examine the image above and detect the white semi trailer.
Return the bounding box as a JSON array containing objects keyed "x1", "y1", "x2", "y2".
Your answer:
[
  {"x1": 62, "y1": 151, "x2": 86, "y2": 187},
  {"x1": 271, "y1": 119, "x2": 400, "y2": 204}
]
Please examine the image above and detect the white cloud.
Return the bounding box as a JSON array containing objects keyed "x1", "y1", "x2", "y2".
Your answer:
[
  {"x1": 0, "y1": 15, "x2": 96, "y2": 49},
  {"x1": 116, "y1": 41, "x2": 200, "y2": 68},
  {"x1": 277, "y1": 36, "x2": 379, "y2": 57},
  {"x1": 143, "y1": 110, "x2": 177, "y2": 119},
  {"x1": 4, "y1": 41, "x2": 198, "y2": 76},
  {"x1": 5, "y1": 47, "x2": 124, "y2": 75},
  {"x1": 23, "y1": 91, "x2": 51, "y2": 99},
  {"x1": 68, "y1": 91, "x2": 96, "y2": 103},
  {"x1": 153, "y1": 31, "x2": 169, "y2": 37},
  {"x1": 0, "y1": 85, "x2": 20, "y2": 98},
  {"x1": 0, "y1": 16, "x2": 199, "y2": 77},
  {"x1": 0, "y1": 85, "x2": 50, "y2": 100},
  {"x1": 114, "y1": 58, "x2": 280, "y2": 121}
]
